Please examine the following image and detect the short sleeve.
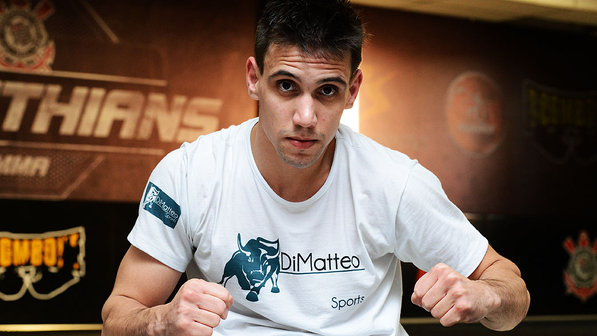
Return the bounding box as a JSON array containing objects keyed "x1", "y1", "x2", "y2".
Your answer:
[
  {"x1": 394, "y1": 163, "x2": 488, "y2": 277},
  {"x1": 127, "y1": 146, "x2": 193, "y2": 273}
]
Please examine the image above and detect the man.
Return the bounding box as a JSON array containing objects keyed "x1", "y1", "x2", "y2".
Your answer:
[{"x1": 101, "y1": 1, "x2": 530, "y2": 335}]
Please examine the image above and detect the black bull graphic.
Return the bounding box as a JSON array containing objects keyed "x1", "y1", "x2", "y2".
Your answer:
[{"x1": 219, "y1": 234, "x2": 280, "y2": 302}]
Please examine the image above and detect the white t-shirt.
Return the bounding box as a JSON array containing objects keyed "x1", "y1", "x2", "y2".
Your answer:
[{"x1": 128, "y1": 118, "x2": 488, "y2": 335}]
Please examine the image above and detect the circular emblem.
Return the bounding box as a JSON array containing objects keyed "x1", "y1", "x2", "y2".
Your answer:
[
  {"x1": 445, "y1": 72, "x2": 503, "y2": 156},
  {"x1": 0, "y1": 4, "x2": 54, "y2": 70},
  {"x1": 567, "y1": 248, "x2": 597, "y2": 287}
]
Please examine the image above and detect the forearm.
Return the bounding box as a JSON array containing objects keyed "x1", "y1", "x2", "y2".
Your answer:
[
  {"x1": 478, "y1": 260, "x2": 530, "y2": 331},
  {"x1": 102, "y1": 295, "x2": 169, "y2": 336}
]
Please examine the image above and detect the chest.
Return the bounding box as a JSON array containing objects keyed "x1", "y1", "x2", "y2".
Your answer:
[{"x1": 192, "y1": 177, "x2": 394, "y2": 302}]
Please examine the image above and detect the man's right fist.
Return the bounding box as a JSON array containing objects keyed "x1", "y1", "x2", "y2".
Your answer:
[{"x1": 160, "y1": 279, "x2": 234, "y2": 335}]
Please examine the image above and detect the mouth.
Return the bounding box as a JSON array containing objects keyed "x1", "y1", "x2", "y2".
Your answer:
[{"x1": 287, "y1": 137, "x2": 317, "y2": 150}]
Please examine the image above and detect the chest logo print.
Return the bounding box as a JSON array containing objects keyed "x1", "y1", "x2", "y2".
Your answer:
[{"x1": 219, "y1": 234, "x2": 280, "y2": 302}]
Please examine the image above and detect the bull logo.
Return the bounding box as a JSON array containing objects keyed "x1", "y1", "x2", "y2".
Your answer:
[
  {"x1": 143, "y1": 185, "x2": 159, "y2": 209},
  {"x1": 219, "y1": 234, "x2": 280, "y2": 302}
]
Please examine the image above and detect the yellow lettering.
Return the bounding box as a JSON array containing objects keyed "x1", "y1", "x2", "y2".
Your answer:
[
  {"x1": 0, "y1": 237, "x2": 12, "y2": 267},
  {"x1": 69, "y1": 233, "x2": 79, "y2": 247},
  {"x1": 56, "y1": 236, "x2": 67, "y2": 268},
  {"x1": 31, "y1": 239, "x2": 43, "y2": 266},
  {"x1": 43, "y1": 238, "x2": 57, "y2": 267},
  {"x1": 12, "y1": 239, "x2": 30, "y2": 266}
]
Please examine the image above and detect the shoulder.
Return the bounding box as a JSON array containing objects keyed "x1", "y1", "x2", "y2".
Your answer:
[
  {"x1": 149, "y1": 118, "x2": 255, "y2": 200},
  {"x1": 181, "y1": 118, "x2": 256, "y2": 162},
  {"x1": 336, "y1": 124, "x2": 418, "y2": 177}
]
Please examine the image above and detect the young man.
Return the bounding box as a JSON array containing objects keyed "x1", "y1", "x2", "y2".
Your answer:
[{"x1": 101, "y1": 1, "x2": 530, "y2": 335}]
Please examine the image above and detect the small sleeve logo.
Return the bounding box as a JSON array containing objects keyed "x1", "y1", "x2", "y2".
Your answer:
[{"x1": 142, "y1": 182, "x2": 181, "y2": 228}]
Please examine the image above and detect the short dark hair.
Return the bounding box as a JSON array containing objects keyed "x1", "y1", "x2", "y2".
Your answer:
[{"x1": 255, "y1": 0, "x2": 365, "y2": 78}]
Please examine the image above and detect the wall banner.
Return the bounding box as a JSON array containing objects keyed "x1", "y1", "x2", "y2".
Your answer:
[
  {"x1": 0, "y1": 0, "x2": 256, "y2": 202},
  {"x1": 523, "y1": 80, "x2": 597, "y2": 164},
  {"x1": 0, "y1": 226, "x2": 85, "y2": 302}
]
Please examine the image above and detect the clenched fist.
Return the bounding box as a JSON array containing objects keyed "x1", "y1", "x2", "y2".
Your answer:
[
  {"x1": 411, "y1": 263, "x2": 500, "y2": 327},
  {"x1": 158, "y1": 279, "x2": 234, "y2": 335}
]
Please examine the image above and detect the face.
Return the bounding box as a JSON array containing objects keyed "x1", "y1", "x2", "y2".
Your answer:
[{"x1": 246, "y1": 44, "x2": 362, "y2": 169}]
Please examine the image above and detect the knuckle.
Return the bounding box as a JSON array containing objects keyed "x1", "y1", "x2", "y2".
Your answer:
[
  {"x1": 215, "y1": 299, "x2": 227, "y2": 313},
  {"x1": 430, "y1": 307, "x2": 443, "y2": 319},
  {"x1": 176, "y1": 318, "x2": 193, "y2": 331},
  {"x1": 420, "y1": 296, "x2": 433, "y2": 309},
  {"x1": 443, "y1": 272, "x2": 460, "y2": 284},
  {"x1": 440, "y1": 316, "x2": 457, "y2": 327},
  {"x1": 180, "y1": 287, "x2": 197, "y2": 301},
  {"x1": 453, "y1": 300, "x2": 474, "y2": 315},
  {"x1": 433, "y1": 263, "x2": 449, "y2": 272},
  {"x1": 186, "y1": 278, "x2": 206, "y2": 289},
  {"x1": 206, "y1": 329, "x2": 214, "y2": 336},
  {"x1": 451, "y1": 287, "x2": 466, "y2": 298}
]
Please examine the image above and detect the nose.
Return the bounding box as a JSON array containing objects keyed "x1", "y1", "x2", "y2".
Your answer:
[{"x1": 292, "y1": 94, "x2": 317, "y2": 128}]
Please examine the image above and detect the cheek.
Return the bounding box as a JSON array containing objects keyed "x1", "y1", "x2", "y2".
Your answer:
[{"x1": 260, "y1": 100, "x2": 292, "y2": 124}]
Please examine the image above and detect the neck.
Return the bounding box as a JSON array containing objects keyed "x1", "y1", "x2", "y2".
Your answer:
[{"x1": 250, "y1": 122, "x2": 335, "y2": 202}]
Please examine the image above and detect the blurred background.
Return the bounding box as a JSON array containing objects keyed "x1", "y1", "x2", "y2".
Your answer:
[{"x1": 0, "y1": 0, "x2": 595, "y2": 334}]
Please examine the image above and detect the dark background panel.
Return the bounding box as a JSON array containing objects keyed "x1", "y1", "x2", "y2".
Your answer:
[
  {"x1": 0, "y1": 200, "x2": 136, "y2": 323},
  {"x1": 401, "y1": 216, "x2": 597, "y2": 319}
]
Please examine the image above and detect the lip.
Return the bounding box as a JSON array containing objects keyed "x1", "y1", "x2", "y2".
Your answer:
[{"x1": 287, "y1": 137, "x2": 317, "y2": 150}]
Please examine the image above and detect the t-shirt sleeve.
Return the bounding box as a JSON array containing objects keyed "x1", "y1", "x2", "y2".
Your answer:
[
  {"x1": 394, "y1": 163, "x2": 488, "y2": 277},
  {"x1": 127, "y1": 146, "x2": 194, "y2": 273}
]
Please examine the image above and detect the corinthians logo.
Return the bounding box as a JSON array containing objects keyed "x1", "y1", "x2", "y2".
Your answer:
[
  {"x1": 0, "y1": 0, "x2": 55, "y2": 71},
  {"x1": 563, "y1": 231, "x2": 597, "y2": 302}
]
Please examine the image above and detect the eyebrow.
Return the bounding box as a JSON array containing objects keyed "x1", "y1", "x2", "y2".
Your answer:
[
  {"x1": 269, "y1": 70, "x2": 299, "y2": 82},
  {"x1": 268, "y1": 70, "x2": 347, "y2": 89},
  {"x1": 317, "y1": 76, "x2": 347, "y2": 88}
]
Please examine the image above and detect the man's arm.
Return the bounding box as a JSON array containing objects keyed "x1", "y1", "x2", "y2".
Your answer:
[
  {"x1": 411, "y1": 245, "x2": 530, "y2": 331},
  {"x1": 101, "y1": 246, "x2": 233, "y2": 336}
]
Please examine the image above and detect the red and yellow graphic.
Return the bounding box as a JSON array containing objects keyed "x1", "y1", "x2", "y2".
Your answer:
[{"x1": 0, "y1": 226, "x2": 85, "y2": 301}]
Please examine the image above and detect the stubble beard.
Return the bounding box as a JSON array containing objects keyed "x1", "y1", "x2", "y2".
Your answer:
[{"x1": 275, "y1": 130, "x2": 328, "y2": 169}]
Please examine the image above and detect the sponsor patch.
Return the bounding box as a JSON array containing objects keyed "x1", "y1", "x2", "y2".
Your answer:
[{"x1": 142, "y1": 182, "x2": 180, "y2": 228}]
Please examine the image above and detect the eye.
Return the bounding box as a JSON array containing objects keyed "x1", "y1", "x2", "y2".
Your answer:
[
  {"x1": 320, "y1": 85, "x2": 337, "y2": 97},
  {"x1": 277, "y1": 80, "x2": 295, "y2": 92}
]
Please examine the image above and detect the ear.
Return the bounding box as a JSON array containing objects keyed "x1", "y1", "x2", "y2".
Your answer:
[
  {"x1": 344, "y1": 69, "x2": 363, "y2": 109},
  {"x1": 246, "y1": 57, "x2": 260, "y2": 100}
]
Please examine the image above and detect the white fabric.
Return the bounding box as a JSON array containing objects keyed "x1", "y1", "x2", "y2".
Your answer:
[{"x1": 128, "y1": 117, "x2": 488, "y2": 336}]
